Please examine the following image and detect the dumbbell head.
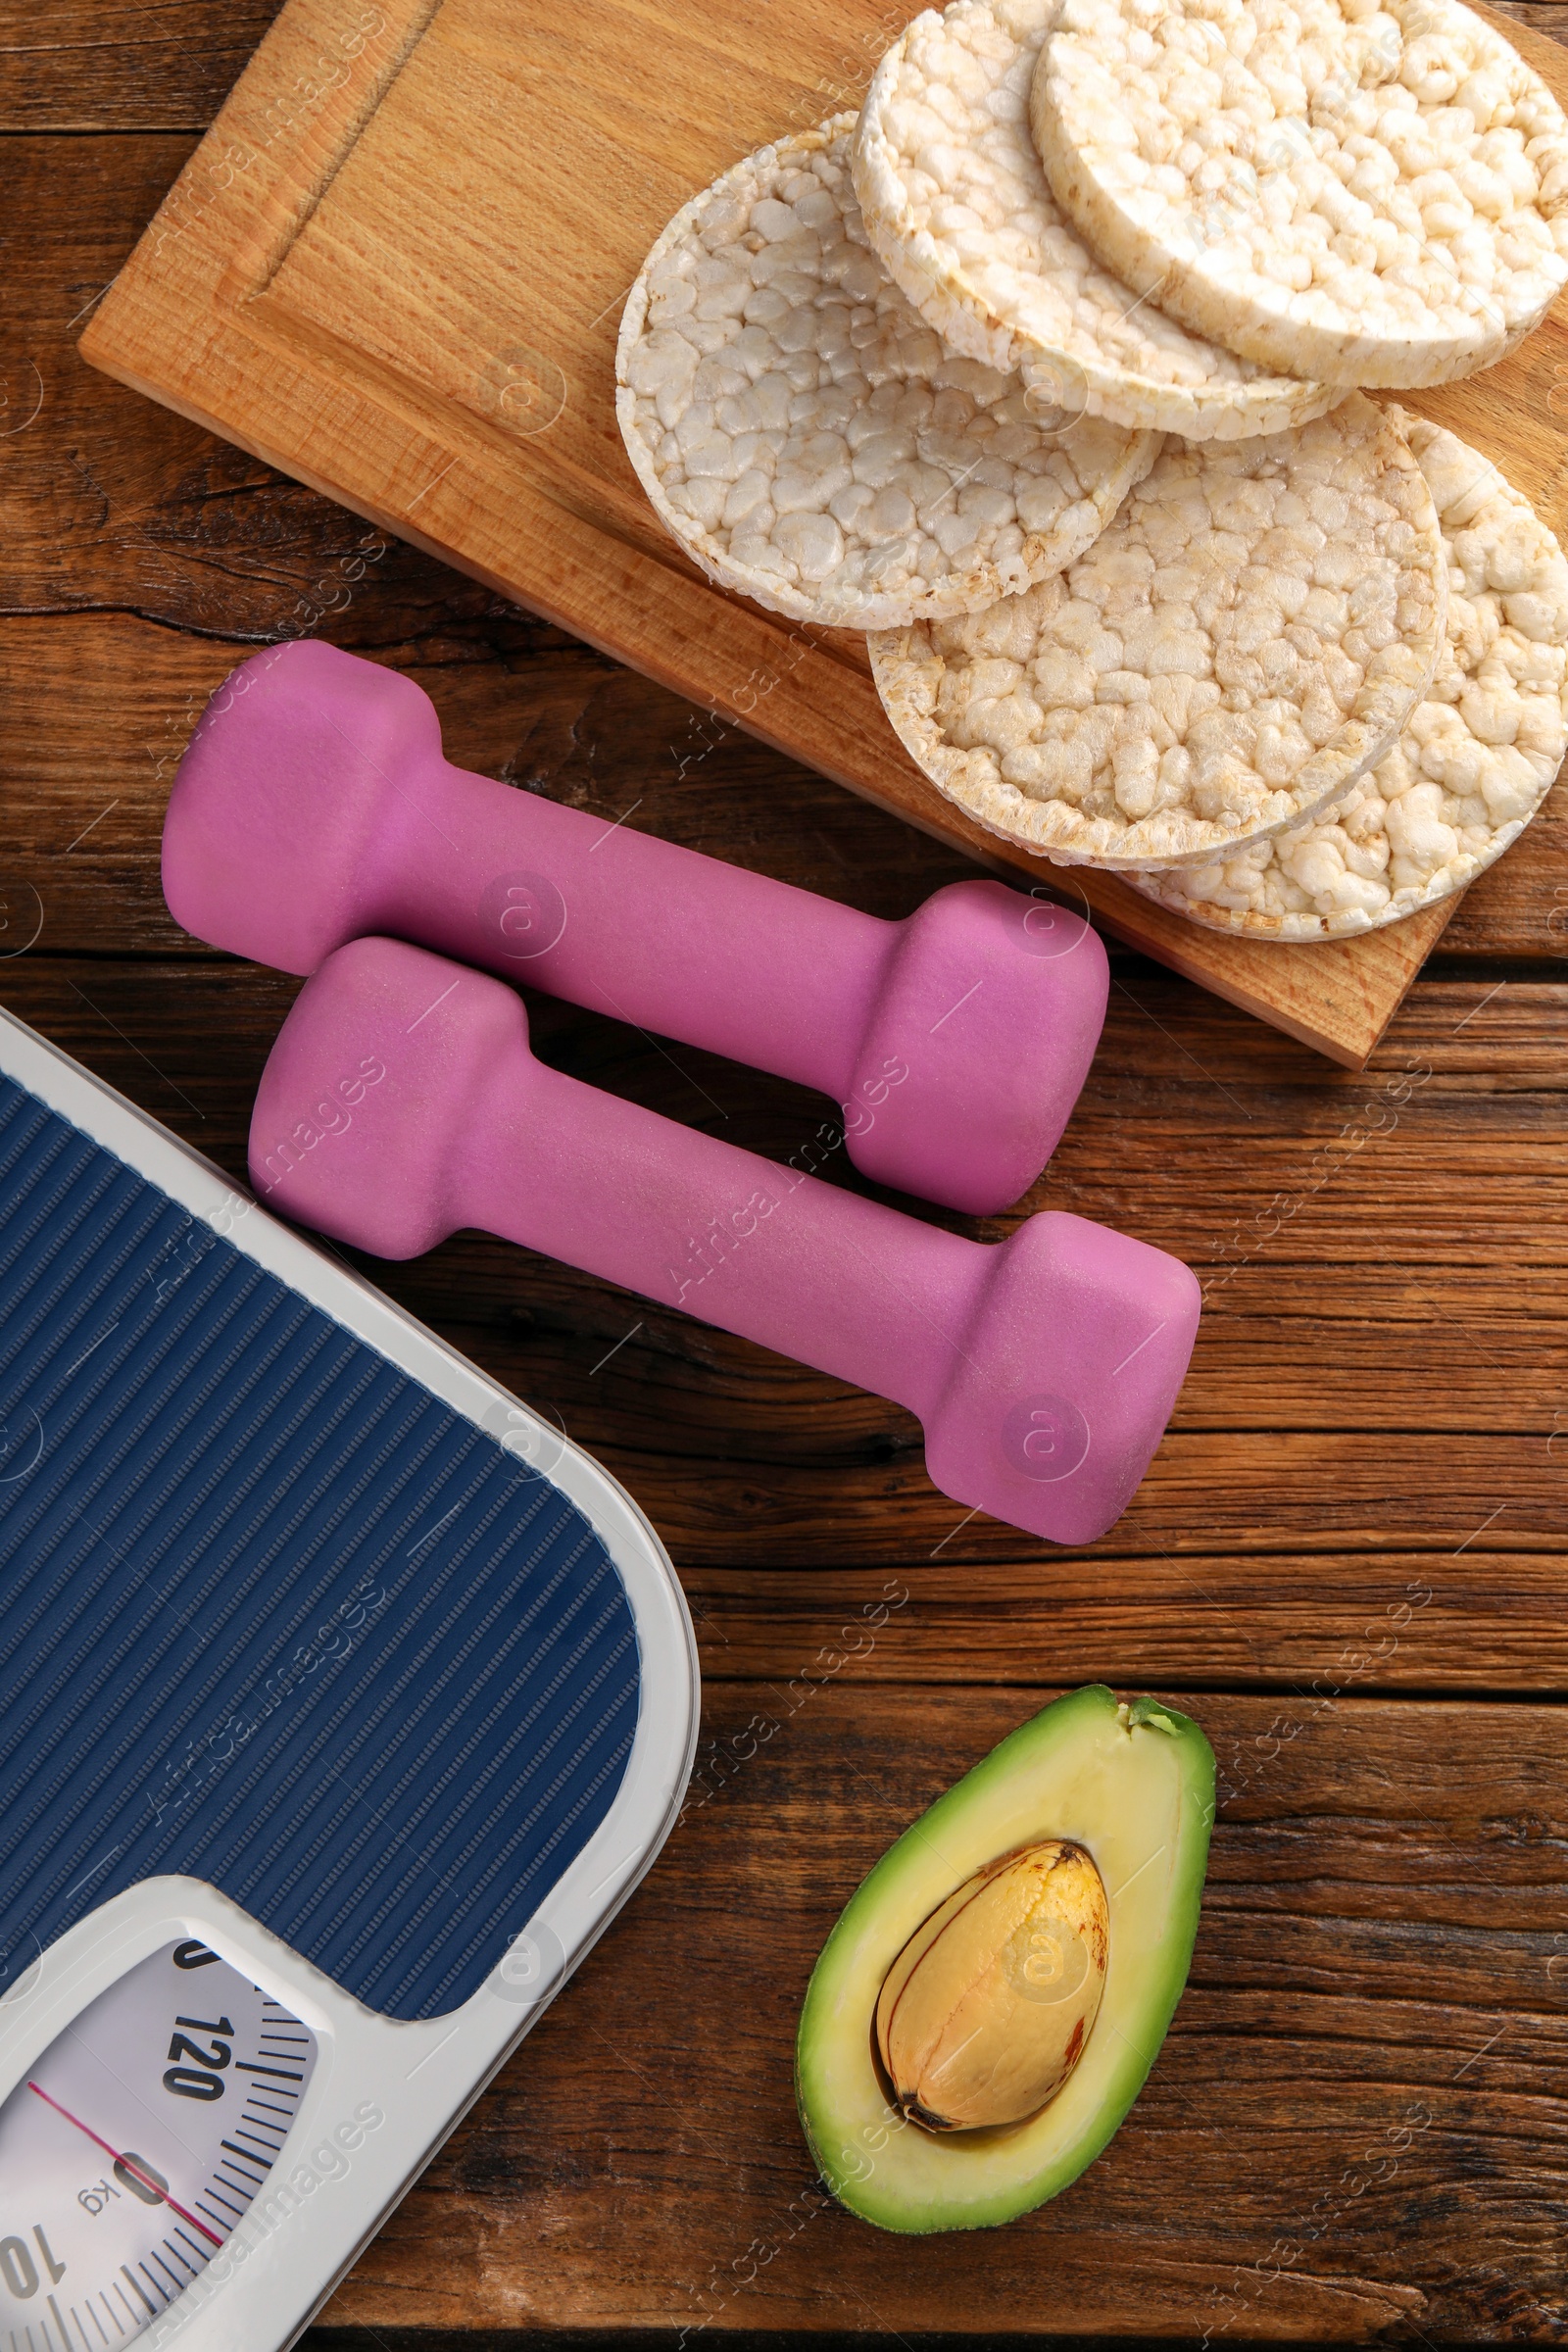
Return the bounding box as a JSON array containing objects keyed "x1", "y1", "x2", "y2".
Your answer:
[
  {"x1": 841, "y1": 878, "x2": 1108, "y2": 1214},
  {"x1": 164, "y1": 642, "x2": 432, "y2": 975},
  {"x1": 251, "y1": 937, "x2": 524, "y2": 1260},
  {"x1": 926, "y1": 1208, "x2": 1200, "y2": 1548},
  {"x1": 251, "y1": 940, "x2": 1198, "y2": 1546}
]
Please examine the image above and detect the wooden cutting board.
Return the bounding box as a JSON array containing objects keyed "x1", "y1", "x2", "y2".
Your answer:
[{"x1": 79, "y1": 0, "x2": 1568, "y2": 1066}]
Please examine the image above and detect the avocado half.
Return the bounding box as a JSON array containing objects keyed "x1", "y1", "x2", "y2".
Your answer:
[{"x1": 795, "y1": 1684, "x2": 1214, "y2": 2232}]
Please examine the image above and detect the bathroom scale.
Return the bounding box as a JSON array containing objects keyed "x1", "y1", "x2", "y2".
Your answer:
[{"x1": 0, "y1": 1002, "x2": 698, "y2": 2351}]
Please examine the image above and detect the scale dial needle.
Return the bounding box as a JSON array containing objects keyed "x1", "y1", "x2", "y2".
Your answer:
[{"x1": 26, "y1": 2082, "x2": 223, "y2": 2247}]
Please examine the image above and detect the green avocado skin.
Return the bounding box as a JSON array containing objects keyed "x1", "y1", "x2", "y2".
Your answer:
[{"x1": 794, "y1": 1684, "x2": 1215, "y2": 2233}]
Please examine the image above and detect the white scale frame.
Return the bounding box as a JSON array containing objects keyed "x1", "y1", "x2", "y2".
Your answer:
[{"x1": 0, "y1": 1004, "x2": 700, "y2": 2351}]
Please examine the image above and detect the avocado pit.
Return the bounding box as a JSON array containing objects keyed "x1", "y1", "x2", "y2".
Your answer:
[{"x1": 874, "y1": 1839, "x2": 1108, "y2": 2134}]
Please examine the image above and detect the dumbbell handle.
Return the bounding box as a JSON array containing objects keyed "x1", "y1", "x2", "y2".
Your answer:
[
  {"x1": 478, "y1": 1041, "x2": 972, "y2": 1423},
  {"x1": 252, "y1": 941, "x2": 1199, "y2": 1546},
  {"x1": 364, "y1": 753, "x2": 889, "y2": 1100},
  {"x1": 167, "y1": 642, "x2": 1108, "y2": 1214}
]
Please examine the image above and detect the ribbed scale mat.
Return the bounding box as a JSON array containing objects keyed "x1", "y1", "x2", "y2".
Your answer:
[{"x1": 0, "y1": 1075, "x2": 640, "y2": 2019}]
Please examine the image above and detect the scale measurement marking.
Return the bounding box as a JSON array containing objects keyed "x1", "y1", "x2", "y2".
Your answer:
[
  {"x1": 217, "y1": 2154, "x2": 267, "y2": 2183},
  {"x1": 0, "y1": 1960, "x2": 319, "y2": 2351},
  {"x1": 25, "y1": 2088, "x2": 221, "y2": 2249}
]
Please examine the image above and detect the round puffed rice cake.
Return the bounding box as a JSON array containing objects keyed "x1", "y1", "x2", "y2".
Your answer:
[
  {"x1": 851, "y1": 0, "x2": 1337, "y2": 441},
  {"x1": 1032, "y1": 0, "x2": 1568, "y2": 390},
  {"x1": 614, "y1": 119, "x2": 1160, "y2": 629},
  {"x1": 868, "y1": 392, "x2": 1447, "y2": 867},
  {"x1": 1128, "y1": 414, "x2": 1568, "y2": 936}
]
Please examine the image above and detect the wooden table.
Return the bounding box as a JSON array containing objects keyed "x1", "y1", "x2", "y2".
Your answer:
[{"x1": 3, "y1": 6, "x2": 1566, "y2": 2342}]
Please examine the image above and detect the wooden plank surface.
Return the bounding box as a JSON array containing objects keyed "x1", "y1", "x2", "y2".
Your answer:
[
  {"x1": 2, "y1": 3, "x2": 1567, "y2": 2343},
  {"x1": 338, "y1": 1687, "x2": 1568, "y2": 2340},
  {"x1": 81, "y1": 0, "x2": 1568, "y2": 1067}
]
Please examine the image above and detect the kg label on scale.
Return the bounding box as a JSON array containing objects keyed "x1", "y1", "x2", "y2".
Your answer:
[{"x1": 0, "y1": 1941, "x2": 318, "y2": 2348}]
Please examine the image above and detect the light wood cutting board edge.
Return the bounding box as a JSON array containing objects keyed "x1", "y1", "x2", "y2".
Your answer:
[{"x1": 79, "y1": 0, "x2": 1568, "y2": 1068}]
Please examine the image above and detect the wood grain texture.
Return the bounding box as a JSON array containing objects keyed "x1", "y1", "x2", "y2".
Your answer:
[
  {"x1": 82, "y1": 0, "x2": 1568, "y2": 1064},
  {"x1": 0, "y1": 3, "x2": 285, "y2": 128},
  {"x1": 4, "y1": 5, "x2": 1568, "y2": 2342},
  {"x1": 321, "y1": 1687, "x2": 1568, "y2": 2338}
]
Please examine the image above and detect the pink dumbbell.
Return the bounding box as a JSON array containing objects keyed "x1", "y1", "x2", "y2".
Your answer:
[
  {"x1": 251, "y1": 938, "x2": 1198, "y2": 1545},
  {"x1": 165, "y1": 641, "x2": 1108, "y2": 1215}
]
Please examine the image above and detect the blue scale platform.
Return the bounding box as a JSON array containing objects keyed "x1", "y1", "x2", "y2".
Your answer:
[{"x1": 0, "y1": 1072, "x2": 640, "y2": 2020}]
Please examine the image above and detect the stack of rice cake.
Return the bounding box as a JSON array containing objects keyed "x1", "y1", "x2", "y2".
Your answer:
[{"x1": 617, "y1": 0, "x2": 1568, "y2": 944}]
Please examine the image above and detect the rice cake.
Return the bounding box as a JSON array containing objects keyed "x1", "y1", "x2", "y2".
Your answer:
[
  {"x1": 1032, "y1": 0, "x2": 1568, "y2": 389},
  {"x1": 615, "y1": 120, "x2": 1160, "y2": 629},
  {"x1": 1128, "y1": 415, "x2": 1568, "y2": 935},
  {"x1": 851, "y1": 0, "x2": 1337, "y2": 441},
  {"x1": 868, "y1": 393, "x2": 1446, "y2": 867}
]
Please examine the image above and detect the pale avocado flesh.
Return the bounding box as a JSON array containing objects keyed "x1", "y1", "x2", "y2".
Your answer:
[{"x1": 794, "y1": 1685, "x2": 1214, "y2": 2232}]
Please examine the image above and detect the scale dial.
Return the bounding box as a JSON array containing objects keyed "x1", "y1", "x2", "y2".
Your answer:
[{"x1": 0, "y1": 1940, "x2": 318, "y2": 2348}]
